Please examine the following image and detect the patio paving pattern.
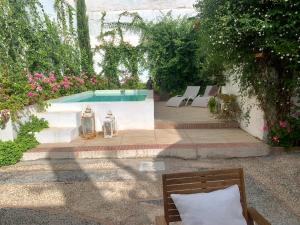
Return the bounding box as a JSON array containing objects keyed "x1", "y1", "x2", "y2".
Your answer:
[
  {"x1": 35, "y1": 128, "x2": 260, "y2": 148},
  {"x1": 22, "y1": 128, "x2": 270, "y2": 161},
  {"x1": 154, "y1": 101, "x2": 239, "y2": 128}
]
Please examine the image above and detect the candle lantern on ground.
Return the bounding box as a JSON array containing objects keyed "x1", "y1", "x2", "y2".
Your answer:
[
  {"x1": 107, "y1": 110, "x2": 117, "y2": 136},
  {"x1": 81, "y1": 106, "x2": 96, "y2": 139},
  {"x1": 103, "y1": 115, "x2": 113, "y2": 138}
]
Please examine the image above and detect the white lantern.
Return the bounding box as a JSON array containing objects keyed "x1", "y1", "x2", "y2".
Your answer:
[
  {"x1": 103, "y1": 116, "x2": 113, "y2": 138},
  {"x1": 107, "y1": 110, "x2": 117, "y2": 136}
]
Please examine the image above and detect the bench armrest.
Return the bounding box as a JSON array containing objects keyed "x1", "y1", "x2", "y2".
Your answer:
[
  {"x1": 248, "y1": 207, "x2": 271, "y2": 225},
  {"x1": 155, "y1": 216, "x2": 167, "y2": 225}
]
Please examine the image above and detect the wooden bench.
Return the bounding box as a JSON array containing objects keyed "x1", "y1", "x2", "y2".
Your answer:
[{"x1": 156, "y1": 168, "x2": 271, "y2": 225}]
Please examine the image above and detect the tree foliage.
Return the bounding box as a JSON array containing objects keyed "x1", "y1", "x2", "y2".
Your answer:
[
  {"x1": 96, "y1": 12, "x2": 213, "y2": 94},
  {"x1": 76, "y1": 0, "x2": 94, "y2": 75},
  {"x1": 195, "y1": 0, "x2": 300, "y2": 125},
  {"x1": 0, "y1": 0, "x2": 81, "y2": 116},
  {"x1": 141, "y1": 14, "x2": 206, "y2": 95}
]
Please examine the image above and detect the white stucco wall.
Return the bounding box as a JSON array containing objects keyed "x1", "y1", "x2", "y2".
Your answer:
[
  {"x1": 47, "y1": 90, "x2": 154, "y2": 131},
  {"x1": 0, "y1": 106, "x2": 39, "y2": 141},
  {"x1": 222, "y1": 74, "x2": 266, "y2": 140}
]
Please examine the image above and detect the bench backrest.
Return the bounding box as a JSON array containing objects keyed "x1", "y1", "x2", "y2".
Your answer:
[{"x1": 162, "y1": 168, "x2": 249, "y2": 224}]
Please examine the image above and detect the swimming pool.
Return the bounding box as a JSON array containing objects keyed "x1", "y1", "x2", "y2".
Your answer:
[
  {"x1": 47, "y1": 90, "x2": 154, "y2": 131},
  {"x1": 53, "y1": 90, "x2": 148, "y2": 103}
]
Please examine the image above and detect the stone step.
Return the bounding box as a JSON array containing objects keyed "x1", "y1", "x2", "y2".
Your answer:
[
  {"x1": 36, "y1": 111, "x2": 81, "y2": 128},
  {"x1": 22, "y1": 142, "x2": 270, "y2": 161},
  {"x1": 35, "y1": 127, "x2": 79, "y2": 144},
  {"x1": 155, "y1": 120, "x2": 239, "y2": 129}
]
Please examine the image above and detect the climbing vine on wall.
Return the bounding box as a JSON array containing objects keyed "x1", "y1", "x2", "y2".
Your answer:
[
  {"x1": 96, "y1": 11, "x2": 207, "y2": 93},
  {"x1": 95, "y1": 12, "x2": 145, "y2": 88},
  {"x1": 0, "y1": 0, "x2": 80, "y2": 117},
  {"x1": 195, "y1": 0, "x2": 300, "y2": 125}
]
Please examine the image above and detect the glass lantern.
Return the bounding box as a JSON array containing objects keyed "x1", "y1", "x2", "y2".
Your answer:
[
  {"x1": 81, "y1": 106, "x2": 96, "y2": 139},
  {"x1": 103, "y1": 116, "x2": 113, "y2": 138},
  {"x1": 107, "y1": 111, "x2": 117, "y2": 136}
]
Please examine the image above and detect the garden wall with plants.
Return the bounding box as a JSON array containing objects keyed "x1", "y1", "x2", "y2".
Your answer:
[
  {"x1": 195, "y1": 0, "x2": 300, "y2": 147},
  {"x1": 222, "y1": 75, "x2": 266, "y2": 140}
]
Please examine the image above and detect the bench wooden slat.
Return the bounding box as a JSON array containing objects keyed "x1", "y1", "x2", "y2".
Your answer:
[{"x1": 165, "y1": 173, "x2": 240, "y2": 185}]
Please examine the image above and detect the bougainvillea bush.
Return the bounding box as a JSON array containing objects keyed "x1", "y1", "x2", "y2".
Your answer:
[
  {"x1": 195, "y1": 0, "x2": 300, "y2": 146},
  {"x1": 268, "y1": 116, "x2": 300, "y2": 148},
  {"x1": 0, "y1": 71, "x2": 107, "y2": 121},
  {"x1": 26, "y1": 72, "x2": 107, "y2": 104}
]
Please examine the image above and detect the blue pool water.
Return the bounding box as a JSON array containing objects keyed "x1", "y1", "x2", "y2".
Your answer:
[{"x1": 55, "y1": 90, "x2": 148, "y2": 103}]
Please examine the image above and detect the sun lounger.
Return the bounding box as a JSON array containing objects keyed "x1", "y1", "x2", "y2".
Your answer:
[
  {"x1": 166, "y1": 86, "x2": 200, "y2": 107},
  {"x1": 191, "y1": 85, "x2": 218, "y2": 107}
]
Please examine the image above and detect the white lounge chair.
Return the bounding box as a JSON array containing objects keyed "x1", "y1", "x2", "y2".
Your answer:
[
  {"x1": 166, "y1": 86, "x2": 200, "y2": 107},
  {"x1": 191, "y1": 85, "x2": 215, "y2": 107}
]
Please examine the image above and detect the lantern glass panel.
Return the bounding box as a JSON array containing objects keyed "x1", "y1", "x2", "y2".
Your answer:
[
  {"x1": 103, "y1": 119, "x2": 113, "y2": 138},
  {"x1": 81, "y1": 109, "x2": 96, "y2": 139}
]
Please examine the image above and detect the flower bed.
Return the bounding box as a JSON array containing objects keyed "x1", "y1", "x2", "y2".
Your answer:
[{"x1": 0, "y1": 72, "x2": 108, "y2": 125}]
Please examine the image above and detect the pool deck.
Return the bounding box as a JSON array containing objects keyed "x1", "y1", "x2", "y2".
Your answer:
[
  {"x1": 23, "y1": 102, "x2": 270, "y2": 161},
  {"x1": 22, "y1": 101, "x2": 270, "y2": 161},
  {"x1": 154, "y1": 101, "x2": 238, "y2": 128}
]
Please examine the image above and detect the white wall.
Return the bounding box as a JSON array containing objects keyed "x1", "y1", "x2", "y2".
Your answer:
[
  {"x1": 47, "y1": 91, "x2": 155, "y2": 131},
  {"x1": 222, "y1": 74, "x2": 266, "y2": 140},
  {"x1": 0, "y1": 106, "x2": 39, "y2": 141}
]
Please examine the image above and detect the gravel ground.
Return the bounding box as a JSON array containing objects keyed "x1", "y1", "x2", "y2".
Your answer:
[{"x1": 0, "y1": 153, "x2": 299, "y2": 225}]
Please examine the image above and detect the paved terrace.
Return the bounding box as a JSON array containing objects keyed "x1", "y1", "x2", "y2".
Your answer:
[
  {"x1": 23, "y1": 102, "x2": 268, "y2": 160},
  {"x1": 154, "y1": 101, "x2": 238, "y2": 128}
]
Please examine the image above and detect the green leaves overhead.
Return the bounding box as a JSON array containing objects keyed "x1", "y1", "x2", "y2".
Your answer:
[
  {"x1": 76, "y1": 0, "x2": 94, "y2": 75},
  {"x1": 195, "y1": 0, "x2": 300, "y2": 126}
]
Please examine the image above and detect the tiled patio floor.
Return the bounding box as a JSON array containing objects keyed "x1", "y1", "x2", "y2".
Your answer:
[
  {"x1": 36, "y1": 128, "x2": 260, "y2": 148},
  {"x1": 155, "y1": 101, "x2": 219, "y2": 123},
  {"x1": 30, "y1": 102, "x2": 267, "y2": 160}
]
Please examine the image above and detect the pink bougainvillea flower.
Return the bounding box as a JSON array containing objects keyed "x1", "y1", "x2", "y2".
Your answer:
[
  {"x1": 27, "y1": 91, "x2": 34, "y2": 97},
  {"x1": 36, "y1": 86, "x2": 43, "y2": 92},
  {"x1": 30, "y1": 83, "x2": 36, "y2": 90},
  {"x1": 262, "y1": 123, "x2": 268, "y2": 132},
  {"x1": 49, "y1": 73, "x2": 56, "y2": 82},
  {"x1": 43, "y1": 77, "x2": 50, "y2": 83},
  {"x1": 34, "y1": 73, "x2": 44, "y2": 79},
  {"x1": 28, "y1": 74, "x2": 34, "y2": 83},
  {"x1": 52, "y1": 86, "x2": 59, "y2": 92},
  {"x1": 272, "y1": 136, "x2": 280, "y2": 142},
  {"x1": 279, "y1": 120, "x2": 287, "y2": 128}
]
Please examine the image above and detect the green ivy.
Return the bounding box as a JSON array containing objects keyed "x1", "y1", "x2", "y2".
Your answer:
[
  {"x1": 0, "y1": 0, "x2": 81, "y2": 117},
  {"x1": 195, "y1": 0, "x2": 300, "y2": 127},
  {"x1": 0, "y1": 116, "x2": 48, "y2": 167},
  {"x1": 96, "y1": 12, "x2": 215, "y2": 95}
]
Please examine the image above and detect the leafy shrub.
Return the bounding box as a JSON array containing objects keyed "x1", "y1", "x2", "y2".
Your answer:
[
  {"x1": 195, "y1": 0, "x2": 300, "y2": 129},
  {"x1": 142, "y1": 14, "x2": 204, "y2": 95},
  {"x1": 0, "y1": 116, "x2": 48, "y2": 167},
  {"x1": 207, "y1": 97, "x2": 217, "y2": 113},
  {"x1": 216, "y1": 94, "x2": 242, "y2": 121},
  {"x1": 268, "y1": 117, "x2": 300, "y2": 148}
]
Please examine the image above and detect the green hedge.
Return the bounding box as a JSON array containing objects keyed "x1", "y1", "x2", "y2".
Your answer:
[{"x1": 0, "y1": 116, "x2": 48, "y2": 167}]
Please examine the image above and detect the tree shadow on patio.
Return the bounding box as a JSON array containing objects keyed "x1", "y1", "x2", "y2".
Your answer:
[{"x1": 22, "y1": 150, "x2": 156, "y2": 225}]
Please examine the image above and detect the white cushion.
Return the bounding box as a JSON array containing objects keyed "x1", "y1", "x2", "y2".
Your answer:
[{"x1": 171, "y1": 185, "x2": 247, "y2": 225}]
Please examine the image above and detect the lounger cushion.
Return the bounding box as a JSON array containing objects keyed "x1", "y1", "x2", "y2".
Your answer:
[
  {"x1": 191, "y1": 96, "x2": 210, "y2": 107},
  {"x1": 166, "y1": 96, "x2": 186, "y2": 107},
  {"x1": 171, "y1": 185, "x2": 247, "y2": 225}
]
